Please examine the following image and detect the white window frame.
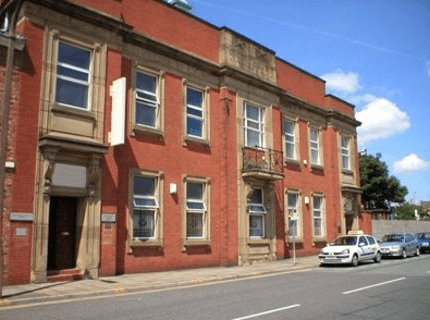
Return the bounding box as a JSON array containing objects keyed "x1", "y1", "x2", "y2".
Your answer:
[
  {"x1": 132, "y1": 175, "x2": 159, "y2": 240},
  {"x1": 186, "y1": 86, "x2": 206, "y2": 139},
  {"x1": 185, "y1": 180, "x2": 208, "y2": 239},
  {"x1": 341, "y1": 135, "x2": 350, "y2": 170},
  {"x1": 55, "y1": 40, "x2": 93, "y2": 111},
  {"x1": 244, "y1": 102, "x2": 265, "y2": 148},
  {"x1": 310, "y1": 127, "x2": 321, "y2": 166},
  {"x1": 286, "y1": 191, "x2": 301, "y2": 239},
  {"x1": 135, "y1": 70, "x2": 161, "y2": 129},
  {"x1": 249, "y1": 188, "x2": 267, "y2": 238},
  {"x1": 283, "y1": 119, "x2": 297, "y2": 161},
  {"x1": 312, "y1": 195, "x2": 325, "y2": 238}
]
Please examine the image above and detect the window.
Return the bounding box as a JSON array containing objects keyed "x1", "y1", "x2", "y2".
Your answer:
[
  {"x1": 186, "y1": 181, "x2": 207, "y2": 238},
  {"x1": 367, "y1": 236, "x2": 376, "y2": 245},
  {"x1": 132, "y1": 175, "x2": 159, "y2": 239},
  {"x1": 244, "y1": 102, "x2": 264, "y2": 148},
  {"x1": 286, "y1": 192, "x2": 300, "y2": 237},
  {"x1": 284, "y1": 120, "x2": 296, "y2": 160},
  {"x1": 249, "y1": 189, "x2": 267, "y2": 238},
  {"x1": 310, "y1": 128, "x2": 320, "y2": 165},
  {"x1": 186, "y1": 87, "x2": 205, "y2": 139},
  {"x1": 358, "y1": 236, "x2": 368, "y2": 246},
  {"x1": 341, "y1": 135, "x2": 350, "y2": 170},
  {"x1": 135, "y1": 71, "x2": 160, "y2": 128},
  {"x1": 55, "y1": 41, "x2": 91, "y2": 110},
  {"x1": 312, "y1": 195, "x2": 324, "y2": 237}
]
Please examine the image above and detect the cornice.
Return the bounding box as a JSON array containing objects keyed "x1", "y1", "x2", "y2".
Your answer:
[
  {"x1": 18, "y1": 0, "x2": 133, "y2": 32},
  {"x1": 13, "y1": 0, "x2": 360, "y2": 128},
  {"x1": 121, "y1": 31, "x2": 220, "y2": 76}
]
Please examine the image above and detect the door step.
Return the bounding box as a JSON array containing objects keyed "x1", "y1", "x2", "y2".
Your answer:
[{"x1": 46, "y1": 268, "x2": 83, "y2": 282}]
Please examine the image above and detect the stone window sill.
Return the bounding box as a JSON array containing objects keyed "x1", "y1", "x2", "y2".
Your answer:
[
  {"x1": 130, "y1": 239, "x2": 163, "y2": 248},
  {"x1": 133, "y1": 125, "x2": 164, "y2": 139},
  {"x1": 247, "y1": 238, "x2": 270, "y2": 245},
  {"x1": 183, "y1": 239, "x2": 211, "y2": 247}
]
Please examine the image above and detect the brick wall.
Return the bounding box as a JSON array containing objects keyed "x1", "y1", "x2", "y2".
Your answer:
[{"x1": 0, "y1": 19, "x2": 44, "y2": 284}]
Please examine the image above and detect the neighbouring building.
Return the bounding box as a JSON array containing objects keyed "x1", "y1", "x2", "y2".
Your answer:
[{"x1": 0, "y1": 0, "x2": 369, "y2": 284}]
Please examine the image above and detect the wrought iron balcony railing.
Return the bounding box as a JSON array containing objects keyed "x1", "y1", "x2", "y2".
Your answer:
[{"x1": 242, "y1": 147, "x2": 284, "y2": 179}]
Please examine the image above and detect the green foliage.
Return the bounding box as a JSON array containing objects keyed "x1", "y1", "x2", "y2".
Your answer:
[
  {"x1": 360, "y1": 154, "x2": 408, "y2": 209},
  {"x1": 396, "y1": 203, "x2": 430, "y2": 220}
]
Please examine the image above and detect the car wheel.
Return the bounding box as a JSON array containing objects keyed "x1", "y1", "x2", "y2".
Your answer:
[
  {"x1": 401, "y1": 249, "x2": 407, "y2": 259},
  {"x1": 351, "y1": 254, "x2": 359, "y2": 267},
  {"x1": 415, "y1": 247, "x2": 420, "y2": 256},
  {"x1": 374, "y1": 251, "x2": 382, "y2": 263}
]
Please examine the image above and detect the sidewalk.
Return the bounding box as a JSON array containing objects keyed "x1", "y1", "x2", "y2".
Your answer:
[{"x1": 0, "y1": 255, "x2": 320, "y2": 308}]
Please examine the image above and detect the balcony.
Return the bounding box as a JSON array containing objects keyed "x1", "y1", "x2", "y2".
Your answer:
[{"x1": 242, "y1": 147, "x2": 284, "y2": 181}]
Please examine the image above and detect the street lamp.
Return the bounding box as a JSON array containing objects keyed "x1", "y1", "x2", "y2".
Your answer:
[{"x1": 0, "y1": 0, "x2": 24, "y2": 297}]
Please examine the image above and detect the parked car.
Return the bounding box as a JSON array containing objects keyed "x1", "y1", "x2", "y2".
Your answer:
[
  {"x1": 319, "y1": 233, "x2": 381, "y2": 267},
  {"x1": 379, "y1": 233, "x2": 420, "y2": 258},
  {"x1": 415, "y1": 232, "x2": 430, "y2": 253}
]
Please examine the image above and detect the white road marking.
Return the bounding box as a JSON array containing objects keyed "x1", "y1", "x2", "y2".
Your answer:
[
  {"x1": 342, "y1": 277, "x2": 406, "y2": 295},
  {"x1": 231, "y1": 304, "x2": 301, "y2": 320}
]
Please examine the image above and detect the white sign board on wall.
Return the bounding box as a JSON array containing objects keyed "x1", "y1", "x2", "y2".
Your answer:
[{"x1": 110, "y1": 77, "x2": 126, "y2": 146}]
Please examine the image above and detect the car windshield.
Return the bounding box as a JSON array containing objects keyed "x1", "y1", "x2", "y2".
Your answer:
[
  {"x1": 332, "y1": 236, "x2": 357, "y2": 246},
  {"x1": 416, "y1": 233, "x2": 430, "y2": 240},
  {"x1": 382, "y1": 234, "x2": 404, "y2": 242}
]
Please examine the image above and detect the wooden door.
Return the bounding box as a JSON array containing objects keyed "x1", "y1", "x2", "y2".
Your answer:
[{"x1": 48, "y1": 196, "x2": 77, "y2": 271}]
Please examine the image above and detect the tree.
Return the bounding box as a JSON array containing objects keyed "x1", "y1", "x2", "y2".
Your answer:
[
  {"x1": 360, "y1": 153, "x2": 408, "y2": 209},
  {"x1": 396, "y1": 203, "x2": 430, "y2": 220}
]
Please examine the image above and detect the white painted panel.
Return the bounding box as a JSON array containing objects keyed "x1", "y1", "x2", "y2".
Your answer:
[
  {"x1": 52, "y1": 163, "x2": 87, "y2": 188},
  {"x1": 111, "y1": 77, "x2": 126, "y2": 146}
]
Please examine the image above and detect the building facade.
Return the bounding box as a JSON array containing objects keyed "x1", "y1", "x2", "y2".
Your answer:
[{"x1": 0, "y1": 0, "x2": 369, "y2": 284}]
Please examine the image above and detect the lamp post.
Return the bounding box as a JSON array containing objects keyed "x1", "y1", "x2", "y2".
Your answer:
[{"x1": 0, "y1": 0, "x2": 23, "y2": 297}]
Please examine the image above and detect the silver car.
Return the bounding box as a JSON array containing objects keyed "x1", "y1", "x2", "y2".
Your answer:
[{"x1": 379, "y1": 233, "x2": 420, "y2": 259}]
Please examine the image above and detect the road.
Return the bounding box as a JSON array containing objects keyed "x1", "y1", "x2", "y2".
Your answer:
[{"x1": 1, "y1": 255, "x2": 429, "y2": 320}]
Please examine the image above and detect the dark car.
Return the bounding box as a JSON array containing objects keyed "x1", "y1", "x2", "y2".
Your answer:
[
  {"x1": 379, "y1": 233, "x2": 420, "y2": 259},
  {"x1": 415, "y1": 232, "x2": 430, "y2": 253}
]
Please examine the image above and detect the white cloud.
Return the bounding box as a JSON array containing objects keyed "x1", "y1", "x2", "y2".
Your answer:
[
  {"x1": 393, "y1": 154, "x2": 430, "y2": 174},
  {"x1": 426, "y1": 62, "x2": 430, "y2": 78},
  {"x1": 356, "y1": 98, "x2": 410, "y2": 144},
  {"x1": 320, "y1": 70, "x2": 361, "y2": 94},
  {"x1": 349, "y1": 93, "x2": 377, "y2": 106}
]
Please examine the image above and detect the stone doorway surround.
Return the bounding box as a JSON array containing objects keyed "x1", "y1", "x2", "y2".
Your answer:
[
  {"x1": 32, "y1": 137, "x2": 106, "y2": 283},
  {"x1": 341, "y1": 185, "x2": 362, "y2": 235}
]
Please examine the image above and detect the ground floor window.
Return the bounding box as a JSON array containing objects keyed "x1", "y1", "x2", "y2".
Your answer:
[
  {"x1": 249, "y1": 188, "x2": 267, "y2": 238},
  {"x1": 287, "y1": 192, "x2": 300, "y2": 237},
  {"x1": 186, "y1": 181, "x2": 207, "y2": 238},
  {"x1": 133, "y1": 175, "x2": 159, "y2": 239},
  {"x1": 312, "y1": 195, "x2": 324, "y2": 237}
]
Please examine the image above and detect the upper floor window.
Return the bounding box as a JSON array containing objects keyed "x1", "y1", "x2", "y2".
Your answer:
[
  {"x1": 135, "y1": 71, "x2": 160, "y2": 128},
  {"x1": 55, "y1": 42, "x2": 91, "y2": 110},
  {"x1": 186, "y1": 181, "x2": 208, "y2": 238},
  {"x1": 310, "y1": 128, "x2": 321, "y2": 165},
  {"x1": 133, "y1": 175, "x2": 159, "y2": 239},
  {"x1": 244, "y1": 102, "x2": 264, "y2": 148},
  {"x1": 186, "y1": 87, "x2": 205, "y2": 139},
  {"x1": 284, "y1": 120, "x2": 296, "y2": 160},
  {"x1": 249, "y1": 188, "x2": 267, "y2": 238},
  {"x1": 341, "y1": 135, "x2": 350, "y2": 170}
]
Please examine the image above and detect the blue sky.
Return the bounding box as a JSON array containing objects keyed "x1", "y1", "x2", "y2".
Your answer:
[{"x1": 185, "y1": 0, "x2": 430, "y2": 203}]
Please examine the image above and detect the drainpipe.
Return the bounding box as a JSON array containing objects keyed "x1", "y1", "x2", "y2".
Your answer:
[{"x1": 0, "y1": 0, "x2": 23, "y2": 297}]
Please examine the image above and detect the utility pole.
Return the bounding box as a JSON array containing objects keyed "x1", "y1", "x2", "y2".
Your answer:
[{"x1": 0, "y1": 0, "x2": 23, "y2": 298}]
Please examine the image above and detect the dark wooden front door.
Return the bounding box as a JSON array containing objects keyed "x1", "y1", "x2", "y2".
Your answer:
[
  {"x1": 345, "y1": 215, "x2": 354, "y2": 234},
  {"x1": 48, "y1": 196, "x2": 77, "y2": 271}
]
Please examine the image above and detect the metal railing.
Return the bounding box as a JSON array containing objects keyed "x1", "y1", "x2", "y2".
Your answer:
[{"x1": 242, "y1": 147, "x2": 283, "y2": 176}]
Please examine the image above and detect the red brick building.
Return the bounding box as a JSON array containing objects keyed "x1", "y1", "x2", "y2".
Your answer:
[{"x1": 0, "y1": 0, "x2": 369, "y2": 284}]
